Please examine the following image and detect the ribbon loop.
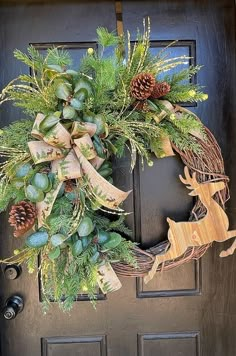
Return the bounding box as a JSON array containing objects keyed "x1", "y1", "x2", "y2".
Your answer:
[{"x1": 28, "y1": 114, "x2": 131, "y2": 226}]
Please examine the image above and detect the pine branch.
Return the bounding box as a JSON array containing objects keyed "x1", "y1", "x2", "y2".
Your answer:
[{"x1": 96, "y1": 27, "x2": 119, "y2": 48}]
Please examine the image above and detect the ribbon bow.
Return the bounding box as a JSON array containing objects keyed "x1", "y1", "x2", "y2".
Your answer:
[{"x1": 28, "y1": 113, "x2": 131, "y2": 227}]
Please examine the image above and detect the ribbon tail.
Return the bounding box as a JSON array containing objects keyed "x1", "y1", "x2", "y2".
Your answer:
[
  {"x1": 97, "y1": 263, "x2": 122, "y2": 293},
  {"x1": 36, "y1": 181, "x2": 63, "y2": 228},
  {"x1": 74, "y1": 146, "x2": 131, "y2": 210}
]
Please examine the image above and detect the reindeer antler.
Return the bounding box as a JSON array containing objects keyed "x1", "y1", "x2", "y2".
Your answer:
[{"x1": 179, "y1": 166, "x2": 198, "y2": 190}]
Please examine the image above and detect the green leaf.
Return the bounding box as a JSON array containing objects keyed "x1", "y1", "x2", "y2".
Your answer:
[
  {"x1": 55, "y1": 82, "x2": 72, "y2": 100},
  {"x1": 32, "y1": 173, "x2": 49, "y2": 192},
  {"x1": 26, "y1": 231, "x2": 48, "y2": 248},
  {"x1": 48, "y1": 246, "x2": 61, "y2": 260},
  {"x1": 70, "y1": 98, "x2": 84, "y2": 110},
  {"x1": 74, "y1": 88, "x2": 88, "y2": 101},
  {"x1": 103, "y1": 232, "x2": 122, "y2": 249},
  {"x1": 39, "y1": 114, "x2": 60, "y2": 132},
  {"x1": 93, "y1": 135, "x2": 106, "y2": 158},
  {"x1": 66, "y1": 69, "x2": 78, "y2": 76},
  {"x1": 74, "y1": 77, "x2": 93, "y2": 95},
  {"x1": 97, "y1": 167, "x2": 112, "y2": 178},
  {"x1": 63, "y1": 105, "x2": 76, "y2": 119},
  {"x1": 81, "y1": 235, "x2": 92, "y2": 248},
  {"x1": 72, "y1": 239, "x2": 83, "y2": 256},
  {"x1": 83, "y1": 110, "x2": 96, "y2": 123},
  {"x1": 77, "y1": 217, "x2": 94, "y2": 237},
  {"x1": 51, "y1": 233, "x2": 67, "y2": 247},
  {"x1": 15, "y1": 163, "x2": 32, "y2": 178},
  {"x1": 93, "y1": 114, "x2": 105, "y2": 135},
  {"x1": 97, "y1": 230, "x2": 110, "y2": 244},
  {"x1": 47, "y1": 64, "x2": 63, "y2": 73},
  {"x1": 89, "y1": 251, "x2": 100, "y2": 264},
  {"x1": 25, "y1": 185, "x2": 44, "y2": 203}
]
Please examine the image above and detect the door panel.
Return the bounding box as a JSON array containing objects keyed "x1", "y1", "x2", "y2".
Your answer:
[{"x1": 0, "y1": 1, "x2": 235, "y2": 356}]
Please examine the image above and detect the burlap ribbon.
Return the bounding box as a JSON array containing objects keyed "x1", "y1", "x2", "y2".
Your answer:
[{"x1": 28, "y1": 113, "x2": 131, "y2": 227}]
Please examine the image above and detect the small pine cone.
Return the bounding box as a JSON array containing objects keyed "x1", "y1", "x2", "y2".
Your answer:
[
  {"x1": 130, "y1": 73, "x2": 155, "y2": 100},
  {"x1": 9, "y1": 201, "x2": 37, "y2": 238},
  {"x1": 150, "y1": 81, "x2": 171, "y2": 99},
  {"x1": 64, "y1": 180, "x2": 75, "y2": 193},
  {"x1": 132, "y1": 100, "x2": 149, "y2": 112}
]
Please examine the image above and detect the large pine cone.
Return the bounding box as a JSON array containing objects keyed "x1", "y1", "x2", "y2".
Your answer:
[
  {"x1": 130, "y1": 73, "x2": 155, "y2": 100},
  {"x1": 150, "y1": 81, "x2": 171, "y2": 99},
  {"x1": 9, "y1": 201, "x2": 37, "y2": 238}
]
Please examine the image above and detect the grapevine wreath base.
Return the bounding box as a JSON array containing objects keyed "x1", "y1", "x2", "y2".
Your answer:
[
  {"x1": 0, "y1": 21, "x2": 234, "y2": 311},
  {"x1": 113, "y1": 114, "x2": 230, "y2": 278}
]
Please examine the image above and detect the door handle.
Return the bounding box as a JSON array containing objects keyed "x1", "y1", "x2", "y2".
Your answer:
[{"x1": 2, "y1": 295, "x2": 24, "y2": 320}]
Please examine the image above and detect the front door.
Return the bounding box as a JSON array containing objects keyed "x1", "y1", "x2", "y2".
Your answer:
[{"x1": 0, "y1": 1, "x2": 235, "y2": 355}]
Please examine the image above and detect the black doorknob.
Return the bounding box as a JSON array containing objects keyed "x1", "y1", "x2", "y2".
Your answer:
[
  {"x1": 4, "y1": 264, "x2": 22, "y2": 280},
  {"x1": 3, "y1": 295, "x2": 24, "y2": 320}
]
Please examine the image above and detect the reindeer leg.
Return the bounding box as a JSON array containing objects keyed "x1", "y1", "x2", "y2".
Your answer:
[
  {"x1": 144, "y1": 255, "x2": 161, "y2": 284},
  {"x1": 220, "y1": 239, "x2": 236, "y2": 257},
  {"x1": 144, "y1": 236, "x2": 177, "y2": 284},
  {"x1": 219, "y1": 230, "x2": 236, "y2": 257},
  {"x1": 220, "y1": 237, "x2": 236, "y2": 258}
]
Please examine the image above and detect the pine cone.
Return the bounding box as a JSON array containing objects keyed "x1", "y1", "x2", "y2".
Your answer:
[
  {"x1": 130, "y1": 73, "x2": 155, "y2": 100},
  {"x1": 150, "y1": 81, "x2": 171, "y2": 99},
  {"x1": 132, "y1": 100, "x2": 149, "y2": 112},
  {"x1": 9, "y1": 201, "x2": 37, "y2": 238},
  {"x1": 64, "y1": 180, "x2": 75, "y2": 193}
]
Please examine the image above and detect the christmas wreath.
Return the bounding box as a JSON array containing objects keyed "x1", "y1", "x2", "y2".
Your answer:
[{"x1": 0, "y1": 21, "x2": 233, "y2": 311}]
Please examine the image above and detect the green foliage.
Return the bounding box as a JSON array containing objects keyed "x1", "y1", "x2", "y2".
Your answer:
[
  {"x1": 7, "y1": 84, "x2": 58, "y2": 116},
  {"x1": 0, "y1": 46, "x2": 72, "y2": 115},
  {"x1": 162, "y1": 65, "x2": 208, "y2": 103},
  {"x1": 14, "y1": 45, "x2": 71, "y2": 71},
  {"x1": 169, "y1": 113, "x2": 205, "y2": 137},
  {"x1": 80, "y1": 55, "x2": 118, "y2": 110},
  {"x1": 107, "y1": 113, "x2": 161, "y2": 168},
  {"x1": 107, "y1": 239, "x2": 137, "y2": 266},
  {"x1": 14, "y1": 46, "x2": 45, "y2": 71},
  {"x1": 0, "y1": 181, "x2": 26, "y2": 212},
  {"x1": 163, "y1": 65, "x2": 202, "y2": 85},
  {"x1": 161, "y1": 119, "x2": 203, "y2": 154},
  {"x1": 46, "y1": 47, "x2": 72, "y2": 67},
  {"x1": 0, "y1": 119, "x2": 33, "y2": 150},
  {"x1": 97, "y1": 27, "x2": 119, "y2": 48}
]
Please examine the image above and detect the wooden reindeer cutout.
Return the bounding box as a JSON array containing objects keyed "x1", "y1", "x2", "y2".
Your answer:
[{"x1": 144, "y1": 166, "x2": 236, "y2": 284}]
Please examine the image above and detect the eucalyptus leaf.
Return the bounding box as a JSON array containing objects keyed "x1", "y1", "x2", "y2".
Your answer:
[
  {"x1": 74, "y1": 77, "x2": 93, "y2": 95},
  {"x1": 25, "y1": 185, "x2": 44, "y2": 203},
  {"x1": 51, "y1": 233, "x2": 67, "y2": 247},
  {"x1": 47, "y1": 64, "x2": 63, "y2": 73},
  {"x1": 32, "y1": 173, "x2": 49, "y2": 192},
  {"x1": 77, "y1": 217, "x2": 94, "y2": 237},
  {"x1": 55, "y1": 82, "x2": 72, "y2": 100},
  {"x1": 48, "y1": 246, "x2": 61, "y2": 260},
  {"x1": 15, "y1": 163, "x2": 32, "y2": 178},
  {"x1": 63, "y1": 105, "x2": 76, "y2": 119},
  {"x1": 39, "y1": 114, "x2": 60, "y2": 132},
  {"x1": 26, "y1": 231, "x2": 49, "y2": 248},
  {"x1": 70, "y1": 98, "x2": 84, "y2": 111},
  {"x1": 72, "y1": 239, "x2": 83, "y2": 256}
]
